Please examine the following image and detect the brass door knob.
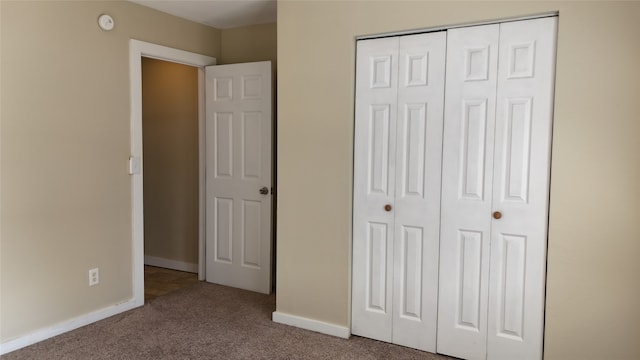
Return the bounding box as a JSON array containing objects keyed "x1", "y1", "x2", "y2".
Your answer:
[
  {"x1": 493, "y1": 211, "x2": 502, "y2": 220},
  {"x1": 384, "y1": 204, "x2": 392, "y2": 212}
]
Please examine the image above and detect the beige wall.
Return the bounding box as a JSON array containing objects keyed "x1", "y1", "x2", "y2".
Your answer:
[
  {"x1": 276, "y1": 1, "x2": 640, "y2": 359},
  {"x1": 0, "y1": 1, "x2": 220, "y2": 342},
  {"x1": 142, "y1": 58, "x2": 199, "y2": 266},
  {"x1": 221, "y1": 23, "x2": 277, "y2": 67}
]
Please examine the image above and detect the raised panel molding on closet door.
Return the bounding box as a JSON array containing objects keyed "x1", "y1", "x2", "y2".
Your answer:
[
  {"x1": 353, "y1": 17, "x2": 556, "y2": 360},
  {"x1": 486, "y1": 17, "x2": 557, "y2": 360},
  {"x1": 437, "y1": 24, "x2": 500, "y2": 360},
  {"x1": 352, "y1": 31, "x2": 446, "y2": 352},
  {"x1": 352, "y1": 36, "x2": 399, "y2": 343},
  {"x1": 392, "y1": 31, "x2": 446, "y2": 352}
]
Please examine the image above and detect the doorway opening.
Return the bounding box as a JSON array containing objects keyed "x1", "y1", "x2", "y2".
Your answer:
[
  {"x1": 129, "y1": 39, "x2": 216, "y2": 305},
  {"x1": 130, "y1": 40, "x2": 275, "y2": 304},
  {"x1": 141, "y1": 57, "x2": 200, "y2": 301}
]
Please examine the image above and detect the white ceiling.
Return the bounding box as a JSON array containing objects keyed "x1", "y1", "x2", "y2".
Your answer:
[{"x1": 130, "y1": 0, "x2": 277, "y2": 29}]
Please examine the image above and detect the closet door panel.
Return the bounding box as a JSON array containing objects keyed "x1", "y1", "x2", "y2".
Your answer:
[
  {"x1": 487, "y1": 17, "x2": 557, "y2": 360},
  {"x1": 352, "y1": 37, "x2": 399, "y2": 342},
  {"x1": 438, "y1": 24, "x2": 500, "y2": 360},
  {"x1": 352, "y1": 18, "x2": 556, "y2": 360},
  {"x1": 392, "y1": 31, "x2": 446, "y2": 352}
]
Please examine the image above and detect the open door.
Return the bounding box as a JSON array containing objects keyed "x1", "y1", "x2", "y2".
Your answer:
[{"x1": 205, "y1": 61, "x2": 272, "y2": 294}]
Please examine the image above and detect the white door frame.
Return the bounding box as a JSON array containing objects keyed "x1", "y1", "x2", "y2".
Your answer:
[{"x1": 129, "y1": 39, "x2": 216, "y2": 305}]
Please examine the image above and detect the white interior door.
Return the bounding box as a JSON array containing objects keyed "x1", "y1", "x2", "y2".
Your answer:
[
  {"x1": 438, "y1": 17, "x2": 556, "y2": 360},
  {"x1": 437, "y1": 24, "x2": 500, "y2": 360},
  {"x1": 352, "y1": 31, "x2": 446, "y2": 352},
  {"x1": 353, "y1": 17, "x2": 556, "y2": 360},
  {"x1": 352, "y1": 36, "x2": 399, "y2": 343},
  {"x1": 392, "y1": 32, "x2": 446, "y2": 352},
  {"x1": 205, "y1": 61, "x2": 272, "y2": 294},
  {"x1": 486, "y1": 17, "x2": 557, "y2": 360}
]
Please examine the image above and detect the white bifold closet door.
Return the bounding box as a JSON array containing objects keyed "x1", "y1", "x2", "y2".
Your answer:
[
  {"x1": 437, "y1": 17, "x2": 557, "y2": 360},
  {"x1": 351, "y1": 31, "x2": 446, "y2": 352}
]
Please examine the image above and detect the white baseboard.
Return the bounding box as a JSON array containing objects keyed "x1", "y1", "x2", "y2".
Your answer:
[
  {"x1": 0, "y1": 298, "x2": 141, "y2": 355},
  {"x1": 144, "y1": 255, "x2": 198, "y2": 273},
  {"x1": 272, "y1": 311, "x2": 351, "y2": 339}
]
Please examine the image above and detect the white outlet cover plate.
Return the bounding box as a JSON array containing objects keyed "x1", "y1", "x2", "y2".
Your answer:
[{"x1": 89, "y1": 268, "x2": 99, "y2": 286}]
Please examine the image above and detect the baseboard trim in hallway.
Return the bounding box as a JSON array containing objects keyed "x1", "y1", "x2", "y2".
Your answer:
[
  {"x1": 144, "y1": 255, "x2": 198, "y2": 273},
  {"x1": 272, "y1": 311, "x2": 351, "y2": 339}
]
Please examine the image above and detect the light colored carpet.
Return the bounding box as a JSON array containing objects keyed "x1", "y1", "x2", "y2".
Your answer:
[{"x1": 4, "y1": 282, "x2": 453, "y2": 359}]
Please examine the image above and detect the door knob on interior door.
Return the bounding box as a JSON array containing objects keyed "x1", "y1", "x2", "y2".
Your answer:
[
  {"x1": 493, "y1": 211, "x2": 502, "y2": 219},
  {"x1": 384, "y1": 204, "x2": 392, "y2": 212},
  {"x1": 259, "y1": 186, "x2": 269, "y2": 195}
]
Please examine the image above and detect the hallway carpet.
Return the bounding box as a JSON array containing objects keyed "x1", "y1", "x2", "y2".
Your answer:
[{"x1": 4, "y1": 282, "x2": 453, "y2": 359}]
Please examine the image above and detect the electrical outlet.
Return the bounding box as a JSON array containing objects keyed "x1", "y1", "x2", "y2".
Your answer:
[{"x1": 89, "y1": 268, "x2": 99, "y2": 286}]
